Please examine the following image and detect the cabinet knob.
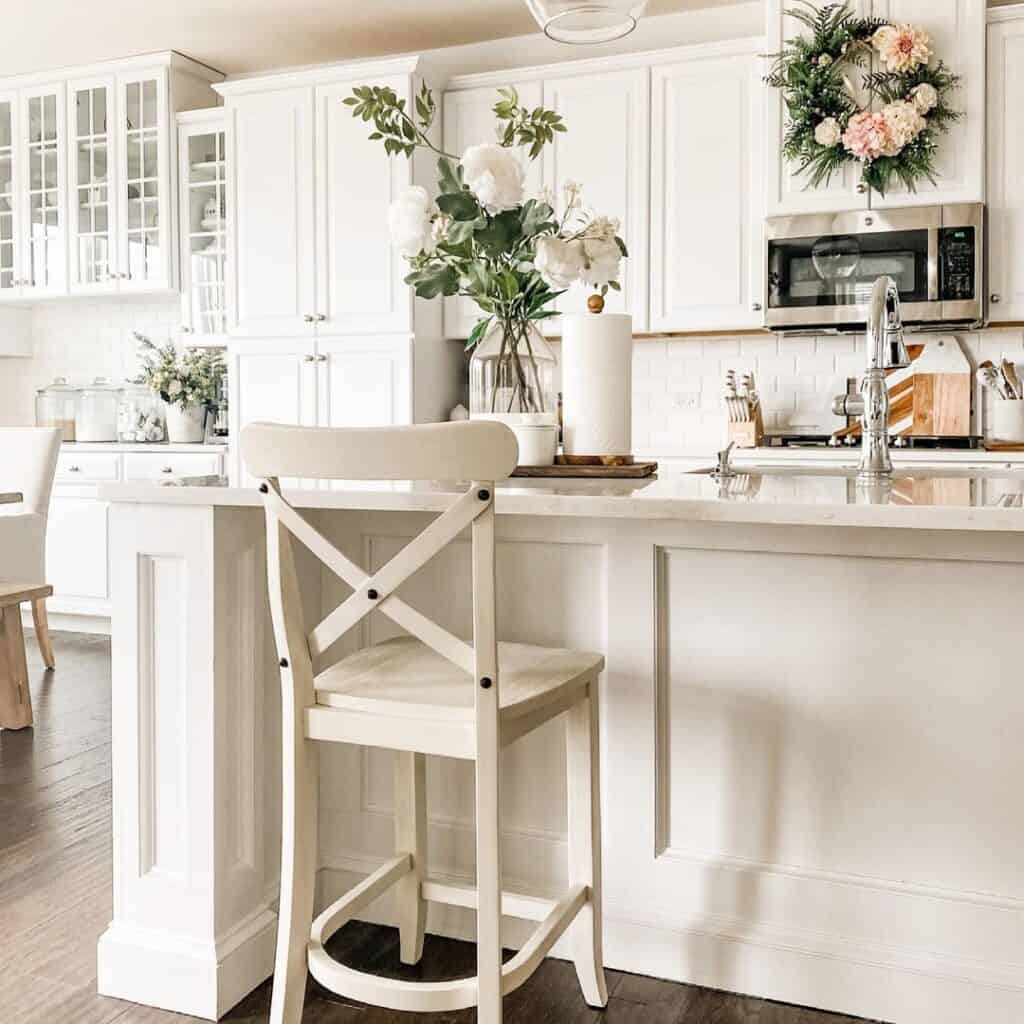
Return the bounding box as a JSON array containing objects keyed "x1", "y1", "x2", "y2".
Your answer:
[
  {"x1": 303, "y1": 354, "x2": 315, "y2": 362},
  {"x1": 161, "y1": 466, "x2": 173, "y2": 474},
  {"x1": 68, "y1": 465, "x2": 80, "y2": 473},
  {"x1": 180, "y1": 325, "x2": 193, "y2": 334},
  {"x1": 751, "y1": 302, "x2": 763, "y2": 312},
  {"x1": 991, "y1": 294, "x2": 1002, "y2": 304},
  {"x1": 303, "y1": 314, "x2": 315, "y2": 323},
  {"x1": 315, "y1": 313, "x2": 327, "y2": 322},
  {"x1": 316, "y1": 354, "x2": 327, "y2": 362}
]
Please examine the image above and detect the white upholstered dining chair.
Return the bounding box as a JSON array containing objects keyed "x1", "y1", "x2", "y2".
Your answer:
[
  {"x1": 0, "y1": 427, "x2": 61, "y2": 668},
  {"x1": 241, "y1": 420, "x2": 608, "y2": 1024}
]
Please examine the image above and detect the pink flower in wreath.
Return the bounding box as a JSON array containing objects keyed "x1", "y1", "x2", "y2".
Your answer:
[
  {"x1": 841, "y1": 110, "x2": 896, "y2": 161},
  {"x1": 872, "y1": 24, "x2": 932, "y2": 73}
]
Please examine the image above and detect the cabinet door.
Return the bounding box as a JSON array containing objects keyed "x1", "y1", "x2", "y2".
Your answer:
[
  {"x1": 315, "y1": 76, "x2": 412, "y2": 335},
  {"x1": 650, "y1": 52, "x2": 764, "y2": 332},
  {"x1": 317, "y1": 335, "x2": 412, "y2": 432},
  {"x1": 542, "y1": 69, "x2": 649, "y2": 331},
  {"x1": 20, "y1": 84, "x2": 66, "y2": 297},
  {"x1": 230, "y1": 88, "x2": 315, "y2": 337},
  {"x1": 0, "y1": 92, "x2": 20, "y2": 299},
  {"x1": 988, "y1": 13, "x2": 1024, "y2": 321},
  {"x1": 869, "y1": 0, "x2": 984, "y2": 208},
  {"x1": 47, "y1": 495, "x2": 109, "y2": 600},
  {"x1": 442, "y1": 81, "x2": 544, "y2": 339},
  {"x1": 118, "y1": 70, "x2": 172, "y2": 291},
  {"x1": 68, "y1": 76, "x2": 118, "y2": 292},
  {"x1": 228, "y1": 340, "x2": 317, "y2": 486}
]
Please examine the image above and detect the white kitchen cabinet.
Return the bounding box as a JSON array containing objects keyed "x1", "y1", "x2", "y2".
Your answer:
[
  {"x1": 765, "y1": 0, "x2": 985, "y2": 214},
  {"x1": 987, "y1": 6, "x2": 1024, "y2": 322},
  {"x1": 650, "y1": 45, "x2": 764, "y2": 332},
  {"x1": 317, "y1": 334, "x2": 412, "y2": 429},
  {"x1": 177, "y1": 108, "x2": 230, "y2": 340},
  {"x1": 442, "y1": 80, "x2": 544, "y2": 340},
  {"x1": 48, "y1": 494, "x2": 109, "y2": 602},
  {"x1": 542, "y1": 68, "x2": 650, "y2": 330}
]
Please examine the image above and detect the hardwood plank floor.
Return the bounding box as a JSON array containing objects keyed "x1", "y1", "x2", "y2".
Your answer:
[{"x1": 0, "y1": 632, "x2": 875, "y2": 1024}]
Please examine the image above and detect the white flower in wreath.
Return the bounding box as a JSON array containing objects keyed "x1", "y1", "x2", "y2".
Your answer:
[
  {"x1": 817, "y1": 53, "x2": 833, "y2": 67},
  {"x1": 814, "y1": 117, "x2": 843, "y2": 148},
  {"x1": 881, "y1": 100, "x2": 927, "y2": 153},
  {"x1": 387, "y1": 185, "x2": 434, "y2": 257},
  {"x1": 461, "y1": 143, "x2": 525, "y2": 214},
  {"x1": 873, "y1": 23, "x2": 932, "y2": 73},
  {"x1": 535, "y1": 236, "x2": 584, "y2": 290},
  {"x1": 910, "y1": 82, "x2": 939, "y2": 114},
  {"x1": 580, "y1": 237, "x2": 623, "y2": 289}
]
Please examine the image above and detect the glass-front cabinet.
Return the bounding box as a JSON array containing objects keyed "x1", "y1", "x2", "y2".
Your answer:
[
  {"x1": 0, "y1": 93, "x2": 18, "y2": 295},
  {"x1": 177, "y1": 109, "x2": 229, "y2": 339},
  {"x1": 23, "y1": 86, "x2": 65, "y2": 297}
]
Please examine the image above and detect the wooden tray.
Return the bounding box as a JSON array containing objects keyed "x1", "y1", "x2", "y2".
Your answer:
[
  {"x1": 983, "y1": 440, "x2": 1024, "y2": 452},
  {"x1": 512, "y1": 461, "x2": 658, "y2": 478}
]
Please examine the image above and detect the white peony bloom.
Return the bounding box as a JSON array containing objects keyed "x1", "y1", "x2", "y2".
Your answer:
[
  {"x1": 387, "y1": 186, "x2": 434, "y2": 257},
  {"x1": 881, "y1": 99, "x2": 926, "y2": 154},
  {"x1": 583, "y1": 215, "x2": 621, "y2": 243},
  {"x1": 814, "y1": 117, "x2": 842, "y2": 147},
  {"x1": 580, "y1": 237, "x2": 622, "y2": 289},
  {"x1": 910, "y1": 82, "x2": 938, "y2": 114},
  {"x1": 535, "y1": 236, "x2": 584, "y2": 290},
  {"x1": 461, "y1": 143, "x2": 524, "y2": 214}
]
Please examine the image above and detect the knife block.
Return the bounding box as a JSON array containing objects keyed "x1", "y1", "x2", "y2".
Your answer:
[{"x1": 728, "y1": 405, "x2": 763, "y2": 448}]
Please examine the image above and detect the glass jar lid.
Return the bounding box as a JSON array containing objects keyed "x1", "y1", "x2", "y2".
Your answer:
[
  {"x1": 36, "y1": 376, "x2": 81, "y2": 395},
  {"x1": 79, "y1": 377, "x2": 123, "y2": 395}
]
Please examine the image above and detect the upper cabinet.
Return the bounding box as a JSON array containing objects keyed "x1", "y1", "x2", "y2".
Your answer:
[
  {"x1": 219, "y1": 60, "x2": 425, "y2": 339},
  {"x1": 987, "y1": 6, "x2": 1024, "y2": 322},
  {"x1": 650, "y1": 43, "x2": 764, "y2": 332},
  {"x1": 765, "y1": 0, "x2": 985, "y2": 215},
  {"x1": 0, "y1": 53, "x2": 222, "y2": 304}
]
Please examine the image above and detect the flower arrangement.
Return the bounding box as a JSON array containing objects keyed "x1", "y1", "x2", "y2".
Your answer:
[
  {"x1": 344, "y1": 84, "x2": 628, "y2": 418},
  {"x1": 765, "y1": 1, "x2": 961, "y2": 195},
  {"x1": 134, "y1": 333, "x2": 225, "y2": 411}
]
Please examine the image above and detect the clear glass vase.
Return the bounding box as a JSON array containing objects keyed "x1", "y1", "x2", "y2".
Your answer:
[{"x1": 469, "y1": 319, "x2": 558, "y2": 425}]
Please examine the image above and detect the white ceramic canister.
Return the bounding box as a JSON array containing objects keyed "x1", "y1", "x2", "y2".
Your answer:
[
  {"x1": 509, "y1": 424, "x2": 558, "y2": 467},
  {"x1": 560, "y1": 311, "x2": 633, "y2": 459},
  {"x1": 992, "y1": 399, "x2": 1024, "y2": 443}
]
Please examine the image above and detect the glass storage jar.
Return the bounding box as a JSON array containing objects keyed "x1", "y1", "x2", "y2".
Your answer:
[
  {"x1": 35, "y1": 378, "x2": 81, "y2": 441},
  {"x1": 76, "y1": 379, "x2": 122, "y2": 442},
  {"x1": 117, "y1": 384, "x2": 167, "y2": 443},
  {"x1": 469, "y1": 320, "x2": 558, "y2": 425}
]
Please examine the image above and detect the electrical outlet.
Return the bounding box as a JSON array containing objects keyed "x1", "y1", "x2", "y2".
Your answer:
[{"x1": 672, "y1": 392, "x2": 700, "y2": 410}]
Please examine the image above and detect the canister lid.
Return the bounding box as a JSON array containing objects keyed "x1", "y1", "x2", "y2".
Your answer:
[{"x1": 36, "y1": 376, "x2": 80, "y2": 394}]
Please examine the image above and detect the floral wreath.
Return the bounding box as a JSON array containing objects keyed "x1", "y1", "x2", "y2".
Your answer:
[{"x1": 766, "y1": 1, "x2": 961, "y2": 196}]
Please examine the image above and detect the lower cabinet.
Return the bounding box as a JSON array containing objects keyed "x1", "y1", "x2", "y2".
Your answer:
[{"x1": 228, "y1": 335, "x2": 417, "y2": 487}]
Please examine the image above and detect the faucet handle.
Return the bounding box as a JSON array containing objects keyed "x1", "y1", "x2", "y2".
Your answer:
[{"x1": 712, "y1": 442, "x2": 737, "y2": 479}]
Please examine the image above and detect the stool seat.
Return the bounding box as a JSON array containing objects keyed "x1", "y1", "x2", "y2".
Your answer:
[{"x1": 315, "y1": 636, "x2": 604, "y2": 723}]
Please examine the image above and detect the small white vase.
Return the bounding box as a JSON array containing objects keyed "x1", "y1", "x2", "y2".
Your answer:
[{"x1": 166, "y1": 403, "x2": 207, "y2": 444}]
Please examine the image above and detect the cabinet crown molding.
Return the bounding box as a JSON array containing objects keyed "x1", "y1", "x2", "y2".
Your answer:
[
  {"x1": 214, "y1": 54, "x2": 424, "y2": 97},
  {"x1": 0, "y1": 50, "x2": 223, "y2": 92},
  {"x1": 988, "y1": 3, "x2": 1024, "y2": 24},
  {"x1": 444, "y1": 35, "x2": 765, "y2": 92}
]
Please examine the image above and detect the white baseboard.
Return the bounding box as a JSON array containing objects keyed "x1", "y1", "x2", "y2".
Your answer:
[
  {"x1": 22, "y1": 610, "x2": 111, "y2": 636},
  {"x1": 319, "y1": 861, "x2": 1024, "y2": 1024}
]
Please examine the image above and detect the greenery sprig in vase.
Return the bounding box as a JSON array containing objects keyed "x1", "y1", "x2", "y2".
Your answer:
[{"x1": 345, "y1": 83, "x2": 628, "y2": 421}]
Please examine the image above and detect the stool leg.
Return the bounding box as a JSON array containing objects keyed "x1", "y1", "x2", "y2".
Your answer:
[
  {"x1": 31, "y1": 598, "x2": 55, "y2": 670},
  {"x1": 394, "y1": 750, "x2": 427, "y2": 964},
  {"x1": 567, "y1": 686, "x2": 608, "y2": 1008},
  {"x1": 475, "y1": 732, "x2": 503, "y2": 1022},
  {"x1": 269, "y1": 731, "x2": 318, "y2": 1024},
  {"x1": 0, "y1": 604, "x2": 33, "y2": 730}
]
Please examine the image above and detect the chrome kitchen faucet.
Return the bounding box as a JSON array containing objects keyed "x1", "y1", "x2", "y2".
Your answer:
[{"x1": 832, "y1": 275, "x2": 911, "y2": 482}]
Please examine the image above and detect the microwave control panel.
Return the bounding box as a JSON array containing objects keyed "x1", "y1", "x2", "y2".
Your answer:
[{"x1": 939, "y1": 226, "x2": 976, "y2": 301}]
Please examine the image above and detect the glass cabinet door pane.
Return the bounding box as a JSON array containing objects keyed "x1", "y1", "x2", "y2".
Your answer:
[
  {"x1": 123, "y1": 77, "x2": 161, "y2": 285},
  {"x1": 0, "y1": 100, "x2": 14, "y2": 293},
  {"x1": 184, "y1": 129, "x2": 227, "y2": 334},
  {"x1": 24, "y1": 90, "x2": 62, "y2": 291},
  {"x1": 72, "y1": 84, "x2": 114, "y2": 286}
]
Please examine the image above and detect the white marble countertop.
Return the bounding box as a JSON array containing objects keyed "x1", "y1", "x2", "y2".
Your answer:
[
  {"x1": 61, "y1": 441, "x2": 229, "y2": 452},
  {"x1": 100, "y1": 465, "x2": 1024, "y2": 532}
]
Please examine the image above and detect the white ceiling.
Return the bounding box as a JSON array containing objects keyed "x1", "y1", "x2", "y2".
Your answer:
[{"x1": 1, "y1": 0, "x2": 746, "y2": 78}]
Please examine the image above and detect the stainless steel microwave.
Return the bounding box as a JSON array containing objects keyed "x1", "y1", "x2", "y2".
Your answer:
[{"x1": 763, "y1": 203, "x2": 985, "y2": 333}]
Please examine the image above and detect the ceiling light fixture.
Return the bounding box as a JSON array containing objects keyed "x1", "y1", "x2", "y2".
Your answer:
[{"x1": 523, "y1": 1, "x2": 648, "y2": 44}]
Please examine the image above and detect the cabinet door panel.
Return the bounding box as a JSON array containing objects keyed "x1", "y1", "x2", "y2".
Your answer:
[
  {"x1": 442, "y1": 81, "x2": 544, "y2": 339},
  {"x1": 870, "y1": 0, "x2": 984, "y2": 208},
  {"x1": 542, "y1": 69, "x2": 649, "y2": 330},
  {"x1": 0, "y1": 91, "x2": 20, "y2": 298},
  {"x1": 230, "y1": 89, "x2": 315, "y2": 337},
  {"x1": 68, "y1": 76, "x2": 118, "y2": 292},
  {"x1": 47, "y1": 495, "x2": 109, "y2": 600},
  {"x1": 317, "y1": 335, "x2": 412, "y2": 434},
  {"x1": 315, "y1": 77, "x2": 411, "y2": 334},
  {"x1": 20, "y1": 83, "x2": 67, "y2": 297},
  {"x1": 228, "y1": 341, "x2": 317, "y2": 485},
  {"x1": 117, "y1": 70, "x2": 171, "y2": 291},
  {"x1": 651, "y1": 53, "x2": 763, "y2": 331},
  {"x1": 988, "y1": 15, "x2": 1024, "y2": 320}
]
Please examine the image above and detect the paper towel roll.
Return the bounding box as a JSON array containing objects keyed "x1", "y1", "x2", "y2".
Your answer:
[{"x1": 561, "y1": 312, "x2": 633, "y2": 458}]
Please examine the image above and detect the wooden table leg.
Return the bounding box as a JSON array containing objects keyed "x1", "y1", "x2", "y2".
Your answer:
[
  {"x1": 0, "y1": 604, "x2": 33, "y2": 730},
  {"x1": 32, "y1": 597, "x2": 55, "y2": 670}
]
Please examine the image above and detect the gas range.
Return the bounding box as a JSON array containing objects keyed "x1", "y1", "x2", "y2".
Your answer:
[{"x1": 761, "y1": 434, "x2": 983, "y2": 451}]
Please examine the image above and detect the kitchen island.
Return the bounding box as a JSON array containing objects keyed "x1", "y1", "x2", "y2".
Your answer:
[{"x1": 97, "y1": 471, "x2": 1024, "y2": 1024}]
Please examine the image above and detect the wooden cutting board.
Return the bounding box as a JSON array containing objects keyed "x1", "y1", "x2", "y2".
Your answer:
[{"x1": 834, "y1": 336, "x2": 972, "y2": 438}]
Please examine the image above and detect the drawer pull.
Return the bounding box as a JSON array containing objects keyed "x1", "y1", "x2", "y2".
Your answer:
[
  {"x1": 67, "y1": 465, "x2": 80, "y2": 473},
  {"x1": 161, "y1": 466, "x2": 173, "y2": 474}
]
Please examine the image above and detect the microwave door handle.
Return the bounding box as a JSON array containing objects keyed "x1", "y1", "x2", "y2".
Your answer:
[{"x1": 927, "y1": 226, "x2": 940, "y2": 302}]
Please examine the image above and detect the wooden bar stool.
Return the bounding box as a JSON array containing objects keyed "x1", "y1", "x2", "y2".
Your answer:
[
  {"x1": 242, "y1": 420, "x2": 608, "y2": 1024},
  {"x1": 0, "y1": 583, "x2": 52, "y2": 730}
]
